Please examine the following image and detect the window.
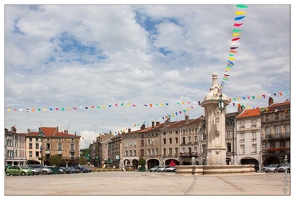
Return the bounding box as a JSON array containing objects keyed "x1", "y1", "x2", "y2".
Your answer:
[
  {"x1": 251, "y1": 144, "x2": 257, "y2": 153},
  {"x1": 151, "y1": 149, "x2": 154, "y2": 155},
  {"x1": 133, "y1": 140, "x2": 136, "y2": 147},
  {"x1": 265, "y1": 126, "x2": 271, "y2": 138},
  {"x1": 227, "y1": 142, "x2": 231, "y2": 152},
  {"x1": 181, "y1": 147, "x2": 185, "y2": 153},
  {"x1": 195, "y1": 128, "x2": 198, "y2": 133},
  {"x1": 188, "y1": 136, "x2": 192, "y2": 143},
  {"x1": 240, "y1": 121, "x2": 245, "y2": 129},
  {"x1": 147, "y1": 139, "x2": 151, "y2": 146},
  {"x1": 189, "y1": 128, "x2": 192, "y2": 134},
  {"x1": 29, "y1": 151, "x2": 32, "y2": 158},
  {"x1": 125, "y1": 150, "x2": 128, "y2": 156},
  {"x1": 240, "y1": 145, "x2": 245, "y2": 154},
  {"x1": 163, "y1": 138, "x2": 166, "y2": 144},
  {"x1": 155, "y1": 148, "x2": 158, "y2": 155},
  {"x1": 140, "y1": 149, "x2": 144, "y2": 157},
  {"x1": 70, "y1": 143, "x2": 74, "y2": 151},
  {"x1": 285, "y1": 111, "x2": 290, "y2": 118},
  {"x1": 182, "y1": 129, "x2": 186, "y2": 134},
  {"x1": 194, "y1": 136, "x2": 197, "y2": 143},
  {"x1": 265, "y1": 115, "x2": 270, "y2": 121},
  {"x1": 35, "y1": 143, "x2": 39, "y2": 149},
  {"x1": 202, "y1": 133, "x2": 206, "y2": 140},
  {"x1": 275, "y1": 125, "x2": 280, "y2": 134},
  {"x1": 169, "y1": 148, "x2": 172, "y2": 155},
  {"x1": 169, "y1": 138, "x2": 172, "y2": 144},
  {"x1": 169, "y1": 131, "x2": 172, "y2": 134},
  {"x1": 163, "y1": 132, "x2": 166, "y2": 135},
  {"x1": 251, "y1": 132, "x2": 257, "y2": 141},
  {"x1": 147, "y1": 149, "x2": 150, "y2": 155},
  {"x1": 35, "y1": 151, "x2": 39, "y2": 157},
  {"x1": 194, "y1": 146, "x2": 198, "y2": 152},
  {"x1": 130, "y1": 150, "x2": 132, "y2": 156},
  {"x1": 125, "y1": 141, "x2": 128, "y2": 147},
  {"x1": 175, "y1": 131, "x2": 178, "y2": 134},
  {"x1": 129, "y1": 140, "x2": 132, "y2": 147},
  {"x1": 251, "y1": 120, "x2": 257, "y2": 128},
  {"x1": 275, "y1": 113, "x2": 279, "y2": 120},
  {"x1": 226, "y1": 129, "x2": 232, "y2": 139},
  {"x1": 163, "y1": 148, "x2": 166, "y2": 155},
  {"x1": 175, "y1": 148, "x2": 178, "y2": 155},
  {"x1": 182, "y1": 137, "x2": 186, "y2": 144},
  {"x1": 58, "y1": 143, "x2": 62, "y2": 150},
  {"x1": 29, "y1": 138, "x2": 32, "y2": 142},
  {"x1": 240, "y1": 132, "x2": 245, "y2": 142},
  {"x1": 141, "y1": 140, "x2": 144, "y2": 147},
  {"x1": 29, "y1": 143, "x2": 32, "y2": 149},
  {"x1": 175, "y1": 137, "x2": 178, "y2": 144}
]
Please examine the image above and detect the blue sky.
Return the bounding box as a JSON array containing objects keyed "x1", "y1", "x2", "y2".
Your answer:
[{"x1": 2, "y1": 1, "x2": 292, "y2": 149}]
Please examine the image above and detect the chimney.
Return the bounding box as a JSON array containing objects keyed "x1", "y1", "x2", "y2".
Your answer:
[
  {"x1": 64, "y1": 129, "x2": 68, "y2": 134},
  {"x1": 27, "y1": 129, "x2": 30, "y2": 133},
  {"x1": 156, "y1": 122, "x2": 160, "y2": 126},
  {"x1": 185, "y1": 115, "x2": 189, "y2": 123},
  {"x1": 128, "y1": 128, "x2": 131, "y2": 133},
  {"x1": 152, "y1": 121, "x2": 155, "y2": 128},
  {"x1": 141, "y1": 124, "x2": 146, "y2": 130},
  {"x1": 238, "y1": 104, "x2": 242, "y2": 114},
  {"x1": 11, "y1": 126, "x2": 16, "y2": 132},
  {"x1": 268, "y1": 97, "x2": 274, "y2": 106},
  {"x1": 75, "y1": 131, "x2": 76, "y2": 136}
]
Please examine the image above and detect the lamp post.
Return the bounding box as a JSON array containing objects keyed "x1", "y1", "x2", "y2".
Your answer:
[
  {"x1": 218, "y1": 94, "x2": 225, "y2": 112},
  {"x1": 38, "y1": 127, "x2": 45, "y2": 166}
]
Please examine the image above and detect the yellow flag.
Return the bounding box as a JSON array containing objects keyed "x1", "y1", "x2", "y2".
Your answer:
[
  {"x1": 236, "y1": 11, "x2": 247, "y2": 15},
  {"x1": 228, "y1": 57, "x2": 235, "y2": 61},
  {"x1": 257, "y1": 95, "x2": 261, "y2": 99},
  {"x1": 160, "y1": 103, "x2": 164, "y2": 106},
  {"x1": 43, "y1": 108, "x2": 47, "y2": 111},
  {"x1": 226, "y1": 68, "x2": 232, "y2": 71},
  {"x1": 232, "y1": 33, "x2": 241, "y2": 37},
  {"x1": 8, "y1": 108, "x2": 10, "y2": 112},
  {"x1": 67, "y1": 108, "x2": 71, "y2": 110},
  {"x1": 237, "y1": 97, "x2": 241, "y2": 101},
  {"x1": 102, "y1": 106, "x2": 106, "y2": 108}
]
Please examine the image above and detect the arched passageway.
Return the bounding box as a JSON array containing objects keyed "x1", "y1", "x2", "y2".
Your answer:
[{"x1": 147, "y1": 159, "x2": 159, "y2": 169}]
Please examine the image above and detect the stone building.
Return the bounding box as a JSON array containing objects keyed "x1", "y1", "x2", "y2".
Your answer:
[
  {"x1": 25, "y1": 127, "x2": 81, "y2": 166},
  {"x1": 236, "y1": 108, "x2": 262, "y2": 170},
  {"x1": 261, "y1": 97, "x2": 290, "y2": 165},
  {"x1": 4, "y1": 126, "x2": 27, "y2": 166},
  {"x1": 179, "y1": 115, "x2": 206, "y2": 165},
  {"x1": 108, "y1": 134, "x2": 122, "y2": 168}
]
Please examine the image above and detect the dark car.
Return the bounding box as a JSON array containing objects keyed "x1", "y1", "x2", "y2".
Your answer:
[
  {"x1": 74, "y1": 166, "x2": 91, "y2": 173},
  {"x1": 69, "y1": 167, "x2": 81, "y2": 173},
  {"x1": 60, "y1": 167, "x2": 72, "y2": 174}
]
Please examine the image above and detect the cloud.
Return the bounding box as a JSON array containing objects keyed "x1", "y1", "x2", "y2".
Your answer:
[{"x1": 4, "y1": 4, "x2": 291, "y2": 148}]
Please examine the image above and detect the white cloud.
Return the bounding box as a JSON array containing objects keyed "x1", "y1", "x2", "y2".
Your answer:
[{"x1": 3, "y1": 4, "x2": 291, "y2": 149}]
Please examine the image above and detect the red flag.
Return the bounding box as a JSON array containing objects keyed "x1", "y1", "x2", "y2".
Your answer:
[
  {"x1": 234, "y1": 23, "x2": 243, "y2": 27},
  {"x1": 279, "y1": 92, "x2": 283, "y2": 96},
  {"x1": 262, "y1": 94, "x2": 266, "y2": 98},
  {"x1": 150, "y1": 104, "x2": 152, "y2": 107},
  {"x1": 232, "y1": 37, "x2": 240, "y2": 41}
]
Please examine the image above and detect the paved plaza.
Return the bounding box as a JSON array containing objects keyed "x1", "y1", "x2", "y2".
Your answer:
[{"x1": 4, "y1": 171, "x2": 291, "y2": 196}]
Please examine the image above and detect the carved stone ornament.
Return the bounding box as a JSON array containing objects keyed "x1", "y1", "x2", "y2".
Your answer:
[{"x1": 215, "y1": 150, "x2": 221, "y2": 155}]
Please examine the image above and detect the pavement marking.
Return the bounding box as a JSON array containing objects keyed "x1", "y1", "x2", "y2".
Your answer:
[{"x1": 216, "y1": 176, "x2": 246, "y2": 193}]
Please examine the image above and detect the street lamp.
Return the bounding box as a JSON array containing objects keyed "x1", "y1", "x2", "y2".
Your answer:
[
  {"x1": 38, "y1": 127, "x2": 45, "y2": 166},
  {"x1": 218, "y1": 94, "x2": 225, "y2": 111}
]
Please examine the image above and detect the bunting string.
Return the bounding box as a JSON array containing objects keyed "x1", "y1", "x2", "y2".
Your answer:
[
  {"x1": 6, "y1": 90, "x2": 289, "y2": 113},
  {"x1": 220, "y1": 4, "x2": 248, "y2": 89}
]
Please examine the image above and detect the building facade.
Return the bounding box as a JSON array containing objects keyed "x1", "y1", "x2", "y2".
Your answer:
[
  {"x1": 5, "y1": 126, "x2": 27, "y2": 166},
  {"x1": 261, "y1": 97, "x2": 290, "y2": 166},
  {"x1": 25, "y1": 127, "x2": 81, "y2": 166}
]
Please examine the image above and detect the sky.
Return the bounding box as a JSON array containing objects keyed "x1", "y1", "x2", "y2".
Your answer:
[{"x1": 2, "y1": 1, "x2": 292, "y2": 149}]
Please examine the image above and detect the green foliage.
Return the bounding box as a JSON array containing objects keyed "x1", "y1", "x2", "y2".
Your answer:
[
  {"x1": 48, "y1": 155, "x2": 63, "y2": 166},
  {"x1": 138, "y1": 157, "x2": 146, "y2": 166},
  {"x1": 79, "y1": 156, "x2": 88, "y2": 165}
]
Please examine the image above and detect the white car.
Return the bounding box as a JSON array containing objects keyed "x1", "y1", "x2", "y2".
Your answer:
[{"x1": 262, "y1": 164, "x2": 279, "y2": 173}]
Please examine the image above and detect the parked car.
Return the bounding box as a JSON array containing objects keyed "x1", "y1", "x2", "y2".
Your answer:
[
  {"x1": 164, "y1": 166, "x2": 176, "y2": 172},
  {"x1": 149, "y1": 166, "x2": 159, "y2": 172},
  {"x1": 40, "y1": 166, "x2": 53, "y2": 175},
  {"x1": 6, "y1": 166, "x2": 32, "y2": 176},
  {"x1": 60, "y1": 167, "x2": 72, "y2": 174},
  {"x1": 157, "y1": 165, "x2": 170, "y2": 172},
  {"x1": 69, "y1": 167, "x2": 81, "y2": 173},
  {"x1": 46, "y1": 166, "x2": 64, "y2": 174},
  {"x1": 25, "y1": 166, "x2": 39, "y2": 175},
  {"x1": 262, "y1": 164, "x2": 279, "y2": 173},
  {"x1": 74, "y1": 166, "x2": 91, "y2": 173},
  {"x1": 277, "y1": 163, "x2": 290, "y2": 173}
]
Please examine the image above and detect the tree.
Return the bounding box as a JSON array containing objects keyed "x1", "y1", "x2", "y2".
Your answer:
[
  {"x1": 48, "y1": 155, "x2": 63, "y2": 166},
  {"x1": 79, "y1": 156, "x2": 88, "y2": 165},
  {"x1": 138, "y1": 157, "x2": 146, "y2": 167}
]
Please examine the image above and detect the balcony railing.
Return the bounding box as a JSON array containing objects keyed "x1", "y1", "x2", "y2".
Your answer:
[{"x1": 263, "y1": 132, "x2": 290, "y2": 140}]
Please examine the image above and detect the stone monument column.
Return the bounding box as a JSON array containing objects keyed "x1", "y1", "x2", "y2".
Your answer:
[{"x1": 200, "y1": 73, "x2": 230, "y2": 165}]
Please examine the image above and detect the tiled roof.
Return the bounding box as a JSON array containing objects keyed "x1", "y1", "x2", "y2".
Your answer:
[
  {"x1": 26, "y1": 127, "x2": 80, "y2": 138},
  {"x1": 263, "y1": 101, "x2": 290, "y2": 112},
  {"x1": 236, "y1": 108, "x2": 261, "y2": 119},
  {"x1": 179, "y1": 117, "x2": 204, "y2": 128}
]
